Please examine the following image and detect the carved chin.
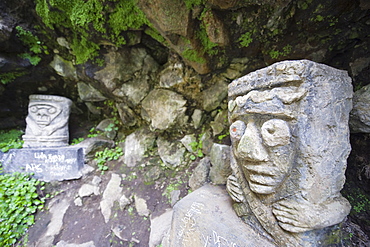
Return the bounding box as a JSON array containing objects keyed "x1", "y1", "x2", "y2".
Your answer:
[{"x1": 248, "y1": 182, "x2": 277, "y2": 194}]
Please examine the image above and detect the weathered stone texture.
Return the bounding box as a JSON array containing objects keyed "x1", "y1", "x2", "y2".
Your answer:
[
  {"x1": 228, "y1": 60, "x2": 352, "y2": 246},
  {"x1": 350, "y1": 84, "x2": 370, "y2": 133},
  {"x1": 166, "y1": 185, "x2": 276, "y2": 247},
  {"x1": 23, "y1": 95, "x2": 72, "y2": 148},
  {"x1": 141, "y1": 89, "x2": 187, "y2": 130}
]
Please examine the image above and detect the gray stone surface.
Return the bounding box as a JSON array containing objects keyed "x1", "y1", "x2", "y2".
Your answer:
[
  {"x1": 23, "y1": 95, "x2": 72, "y2": 148},
  {"x1": 201, "y1": 78, "x2": 228, "y2": 112},
  {"x1": 134, "y1": 195, "x2": 150, "y2": 217},
  {"x1": 119, "y1": 194, "x2": 131, "y2": 210},
  {"x1": 166, "y1": 184, "x2": 276, "y2": 247},
  {"x1": 191, "y1": 109, "x2": 203, "y2": 129},
  {"x1": 149, "y1": 209, "x2": 173, "y2": 247},
  {"x1": 75, "y1": 137, "x2": 115, "y2": 159},
  {"x1": 227, "y1": 60, "x2": 352, "y2": 246},
  {"x1": 96, "y1": 119, "x2": 117, "y2": 139},
  {"x1": 94, "y1": 47, "x2": 158, "y2": 95},
  {"x1": 141, "y1": 89, "x2": 187, "y2": 130},
  {"x1": 100, "y1": 173, "x2": 122, "y2": 223},
  {"x1": 116, "y1": 103, "x2": 137, "y2": 127},
  {"x1": 159, "y1": 62, "x2": 185, "y2": 88},
  {"x1": 189, "y1": 158, "x2": 210, "y2": 191},
  {"x1": 209, "y1": 143, "x2": 231, "y2": 185},
  {"x1": 55, "y1": 240, "x2": 95, "y2": 247},
  {"x1": 210, "y1": 109, "x2": 228, "y2": 136},
  {"x1": 49, "y1": 55, "x2": 77, "y2": 80},
  {"x1": 180, "y1": 134, "x2": 196, "y2": 153},
  {"x1": 77, "y1": 82, "x2": 107, "y2": 102},
  {"x1": 123, "y1": 127, "x2": 156, "y2": 167},
  {"x1": 157, "y1": 137, "x2": 186, "y2": 169},
  {"x1": 350, "y1": 84, "x2": 370, "y2": 133},
  {"x1": 36, "y1": 198, "x2": 70, "y2": 247},
  {"x1": 78, "y1": 184, "x2": 96, "y2": 198},
  {"x1": 1, "y1": 147, "x2": 84, "y2": 182}
]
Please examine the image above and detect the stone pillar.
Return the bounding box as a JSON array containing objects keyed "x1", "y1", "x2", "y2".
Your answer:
[
  {"x1": 23, "y1": 95, "x2": 72, "y2": 148},
  {"x1": 227, "y1": 60, "x2": 352, "y2": 246}
]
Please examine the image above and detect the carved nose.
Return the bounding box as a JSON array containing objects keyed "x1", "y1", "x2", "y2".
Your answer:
[{"x1": 237, "y1": 121, "x2": 269, "y2": 162}]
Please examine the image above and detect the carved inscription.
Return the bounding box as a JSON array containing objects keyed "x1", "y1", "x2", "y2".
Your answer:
[
  {"x1": 202, "y1": 231, "x2": 240, "y2": 247},
  {"x1": 177, "y1": 202, "x2": 204, "y2": 245},
  {"x1": 0, "y1": 147, "x2": 83, "y2": 182}
]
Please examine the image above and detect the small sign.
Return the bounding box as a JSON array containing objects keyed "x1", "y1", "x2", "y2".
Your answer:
[{"x1": 0, "y1": 147, "x2": 84, "y2": 182}]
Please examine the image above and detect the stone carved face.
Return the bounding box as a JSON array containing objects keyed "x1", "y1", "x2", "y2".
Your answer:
[
  {"x1": 230, "y1": 116, "x2": 294, "y2": 194},
  {"x1": 23, "y1": 95, "x2": 72, "y2": 148},
  {"x1": 228, "y1": 83, "x2": 304, "y2": 195},
  {"x1": 227, "y1": 60, "x2": 352, "y2": 241},
  {"x1": 28, "y1": 103, "x2": 62, "y2": 127}
]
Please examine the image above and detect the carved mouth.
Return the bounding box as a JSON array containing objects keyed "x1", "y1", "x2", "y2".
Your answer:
[{"x1": 243, "y1": 162, "x2": 285, "y2": 194}]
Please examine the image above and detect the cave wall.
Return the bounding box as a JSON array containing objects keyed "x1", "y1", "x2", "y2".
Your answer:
[{"x1": 0, "y1": 0, "x2": 370, "y2": 238}]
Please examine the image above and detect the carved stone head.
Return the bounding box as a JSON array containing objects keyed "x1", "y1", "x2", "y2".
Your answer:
[
  {"x1": 23, "y1": 95, "x2": 72, "y2": 148},
  {"x1": 228, "y1": 60, "x2": 352, "y2": 245}
]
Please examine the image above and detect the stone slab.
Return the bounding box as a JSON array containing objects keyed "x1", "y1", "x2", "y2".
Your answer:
[
  {"x1": 0, "y1": 147, "x2": 84, "y2": 182},
  {"x1": 166, "y1": 184, "x2": 276, "y2": 247}
]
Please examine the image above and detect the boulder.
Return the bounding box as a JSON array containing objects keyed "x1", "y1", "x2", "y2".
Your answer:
[
  {"x1": 165, "y1": 185, "x2": 276, "y2": 247},
  {"x1": 350, "y1": 84, "x2": 370, "y2": 133},
  {"x1": 157, "y1": 137, "x2": 186, "y2": 169},
  {"x1": 188, "y1": 157, "x2": 211, "y2": 191},
  {"x1": 123, "y1": 127, "x2": 156, "y2": 167},
  {"x1": 209, "y1": 143, "x2": 231, "y2": 185},
  {"x1": 201, "y1": 78, "x2": 228, "y2": 112},
  {"x1": 141, "y1": 89, "x2": 187, "y2": 130}
]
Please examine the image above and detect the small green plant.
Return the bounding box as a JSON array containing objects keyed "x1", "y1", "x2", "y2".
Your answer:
[
  {"x1": 217, "y1": 133, "x2": 228, "y2": 141},
  {"x1": 35, "y1": 0, "x2": 151, "y2": 64},
  {"x1": 87, "y1": 127, "x2": 100, "y2": 138},
  {"x1": 16, "y1": 26, "x2": 47, "y2": 66},
  {"x1": 122, "y1": 172, "x2": 137, "y2": 181},
  {"x1": 0, "y1": 71, "x2": 28, "y2": 85},
  {"x1": 268, "y1": 45, "x2": 292, "y2": 59},
  {"x1": 127, "y1": 206, "x2": 134, "y2": 215},
  {"x1": 182, "y1": 48, "x2": 206, "y2": 64},
  {"x1": 0, "y1": 170, "x2": 45, "y2": 245},
  {"x1": 162, "y1": 182, "x2": 182, "y2": 202},
  {"x1": 71, "y1": 137, "x2": 85, "y2": 145},
  {"x1": 344, "y1": 188, "x2": 370, "y2": 214},
  {"x1": 239, "y1": 32, "x2": 254, "y2": 48},
  {"x1": 189, "y1": 134, "x2": 204, "y2": 161},
  {"x1": 94, "y1": 146, "x2": 123, "y2": 174},
  {"x1": 0, "y1": 129, "x2": 24, "y2": 152},
  {"x1": 184, "y1": 0, "x2": 204, "y2": 9}
]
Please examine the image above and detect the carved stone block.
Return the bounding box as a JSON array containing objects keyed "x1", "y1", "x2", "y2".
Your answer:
[
  {"x1": 0, "y1": 147, "x2": 84, "y2": 182},
  {"x1": 227, "y1": 60, "x2": 352, "y2": 246},
  {"x1": 22, "y1": 95, "x2": 72, "y2": 148}
]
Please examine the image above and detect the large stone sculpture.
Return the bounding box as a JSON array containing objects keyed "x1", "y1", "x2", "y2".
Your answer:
[
  {"x1": 227, "y1": 60, "x2": 352, "y2": 246},
  {"x1": 23, "y1": 94, "x2": 72, "y2": 147}
]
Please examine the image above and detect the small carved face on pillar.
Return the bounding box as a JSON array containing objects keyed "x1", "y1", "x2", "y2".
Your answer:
[
  {"x1": 28, "y1": 102, "x2": 62, "y2": 127},
  {"x1": 23, "y1": 95, "x2": 72, "y2": 148},
  {"x1": 227, "y1": 60, "x2": 352, "y2": 245}
]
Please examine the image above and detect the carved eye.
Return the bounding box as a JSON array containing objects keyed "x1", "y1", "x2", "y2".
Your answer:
[
  {"x1": 48, "y1": 107, "x2": 57, "y2": 114},
  {"x1": 261, "y1": 119, "x2": 291, "y2": 146},
  {"x1": 30, "y1": 106, "x2": 38, "y2": 113},
  {"x1": 230, "y1": 120, "x2": 246, "y2": 140}
]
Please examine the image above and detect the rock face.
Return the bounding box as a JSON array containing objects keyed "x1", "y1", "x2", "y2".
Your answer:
[
  {"x1": 141, "y1": 89, "x2": 187, "y2": 130},
  {"x1": 227, "y1": 60, "x2": 353, "y2": 246},
  {"x1": 350, "y1": 84, "x2": 370, "y2": 133},
  {"x1": 123, "y1": 127, "x2": 156, "y2": 167},
  {"x1": 23, "y1": 95, "x2": 72, "y2": 148},
  {"x1": 166, "y1": 185, "x2": 276, "y2": 247},
  {"x1": 209, "y1": 143, "x2": 231, "y2": 185}
]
